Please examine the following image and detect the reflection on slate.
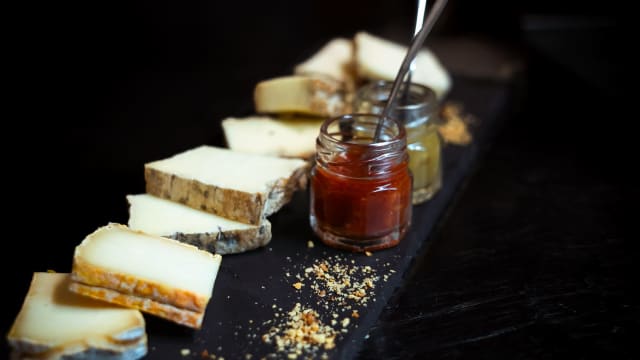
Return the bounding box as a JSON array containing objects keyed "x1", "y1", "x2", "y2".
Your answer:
[{"x1": 141, "y1": 75, "x2": 514, "y2": 359}]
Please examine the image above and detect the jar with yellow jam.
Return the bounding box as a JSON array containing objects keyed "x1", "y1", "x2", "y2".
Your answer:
[{"x1": 354, "y1": 80, "x2": 442, "y2": 204}]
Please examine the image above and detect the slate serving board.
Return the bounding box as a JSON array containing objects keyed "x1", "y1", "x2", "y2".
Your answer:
[{"x1": 140, "y1": 75, "x2": 514, "y2": 360}]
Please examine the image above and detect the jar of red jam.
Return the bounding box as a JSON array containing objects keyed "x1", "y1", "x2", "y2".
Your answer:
[{"x1": 309, "y1": 113, "x2": 413, "y2": 252}]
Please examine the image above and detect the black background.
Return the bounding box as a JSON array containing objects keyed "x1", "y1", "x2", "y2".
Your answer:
[{"x1": 4, "y1": 0, "x2": 631, "y2": 359}]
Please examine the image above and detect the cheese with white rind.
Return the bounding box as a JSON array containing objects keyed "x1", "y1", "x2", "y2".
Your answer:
[
  {"x1": 70, "y1": 223, "x2": 221, "y2": 329},
  {"x1": 222, "y1": 115, "x2": 324, "y2": 159},
  {"x1": 254, "y1": 75, "x2": 347, "y2": 117},
  {"x1": 127, "y1": 193, "x2": 272, "y2": 254},
  {"x1": 293, "y1": 38, "x2": 355, "y2": 89},
  {"x1": 354, "y1": 31, "x2": 452, "y2": 100},
  {"x1": 144, "y1": 145, "x2": 309, "y2": 225},
  {"x1": 7, "y1": 272, "x2": 147, "y2": 360}
]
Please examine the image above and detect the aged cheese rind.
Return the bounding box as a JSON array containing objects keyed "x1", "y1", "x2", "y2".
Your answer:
[
  {"x1": 169, "y1": 221, "x2": 272, "y2": 255},
  {"x1": 7, "y1": 272, "x2": 147, "y2": 360},
  {"x1": 71, "y1": 256, "x2": 207, "y2": 313},
  {"x1": 127, "y1": 193, "x2": 272, "y2": 254},
  {"x1": 254, "y1": 75, "x2": 347, "y2": 117},
  {"x1": 10, "y1": 336, "x2": 147, "y2": 360},
  {"x1": 144, "y1": 145, "x2": 309, "y2": 225},
  {"x1": 145, "y1": 166, "x2": 265, "y2": 225},
  {"x1": 69, "y1": 282, "x2": 205, "y2": 329}
]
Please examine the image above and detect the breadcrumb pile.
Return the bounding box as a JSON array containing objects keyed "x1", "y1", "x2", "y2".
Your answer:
[{"x1": 261, "y1": 254, "x2": 397, "y2": 359}]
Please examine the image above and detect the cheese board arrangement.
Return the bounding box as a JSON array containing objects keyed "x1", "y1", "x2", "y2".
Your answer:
[{"x1": 3, "y1": 27, "x2": 507, "y2": 360}]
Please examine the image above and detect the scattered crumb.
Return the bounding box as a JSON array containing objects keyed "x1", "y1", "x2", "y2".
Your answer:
[
  {"x1": 262, "y1": 303, "x2": 337, "y2": 355},
  {"x1": 438, "y1": 102, "x2": 474, "y2": 145},
  {"x1": 364, "y1": 251, "x2": 372, "y2": 257},
  {"x1": 200, "y1": 349, "x2": 209, "y2": 358},
  {"x1": 307, "y1": 240, "x2": 315, "y2": 248},
  {"x1": 257, "y1": 254, "x2": 397, "y2": 358},
  {"x1": 341, "y1": 318, "x2": 350, "y2": 328},
  {"x1": 180, "y1": 348, "x2": 191, "y2": 356}
]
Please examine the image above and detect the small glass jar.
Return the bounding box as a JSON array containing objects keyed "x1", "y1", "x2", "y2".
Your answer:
[
  {"x1": 309, "y1": 113, "x2": 413, "y2": 252},
  {"x1": 354, "y1": 80, "x2": 442, "y2": 204}
]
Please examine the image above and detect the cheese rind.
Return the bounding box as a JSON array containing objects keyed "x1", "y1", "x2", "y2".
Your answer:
[
  {"x1": 222, "y1": 115, "x2": 324, "y2": 159},
  {"x1": 354, "y1": 31, "x2": 452, "y2": 100},
  {"x1": 127, "y1": 193, "x2": 272, "y2": 254},
  {"x1": 69, "y1": 282, "x2": 205, "y2": 329},
  {"x1": 254, "y1": 75, "x2": 347, "y2": 117},
  {"x1": 7, "y1": 272, "x2": 147, "y2": 360},
  {"x1": 70, "y1": 223, "x2": 222, "y2": 329},
  {"x1": 144, "y1": 145, "x2": 309, "y2": 225}
]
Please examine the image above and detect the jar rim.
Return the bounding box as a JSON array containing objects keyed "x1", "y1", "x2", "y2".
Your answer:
[
  {"x1": 357, "y1": 79, "x2": 438, "y2": 113},
  {"x1": 319, "y1": 113, "x2": 407, "y2": 148}
]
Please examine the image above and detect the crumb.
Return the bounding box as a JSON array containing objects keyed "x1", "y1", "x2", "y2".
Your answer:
[
  {"x1": 364, "y1": 251, "x2": 372, "y2": 256},
  {"x1": 351, "y1": 310, "x2": 359, "y2": 318},
  {"x1": 201, "y1": 349, "x2": 209, "y2": 358},
  {"x1": 180, "y1": 349, "x2": 191, "y2": 356},
  {"x1": 307, "y1": 240, "x2": 314, "y2": 248},
  {"x1": 46, "y1": 269, "x2": 56, "y2": 273},
  {"x1": 438, "y1": 102, "x2": 473, "y2": 145},
  {"x1": 341, "y1": 318, "x2": 350, "y2": 328},
  {"x1": 293, "y1": 282, "x2": 303, "y2": 290}
]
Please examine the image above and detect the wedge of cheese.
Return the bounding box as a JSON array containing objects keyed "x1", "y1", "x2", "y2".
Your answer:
[
  {"x1": 354, "y1": 31, "x2": 452, "y2": 100},
  {"x1": 144, "y1": 145, "x2": 309, "y2": 225},
  {"x1": 221, "y1": 115, "x2": 324, "y2": 159},
  {"x1": 127, "y1": 193, "x2": 271, "y2": 255},
  {"x1": 7, "y1": 272, "x2": 147, "y2": 360},
  {"x1": 293, "y1": 38, "x2": 356, "y2": 90},
  {"x1": 69, "y1": 223, "x2": 222, "y2": 329},
  {"x1": 254, "y1": 75, "x2": 348, "y2": 117}
]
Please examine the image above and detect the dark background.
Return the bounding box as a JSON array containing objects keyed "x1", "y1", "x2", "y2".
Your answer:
[{"x1": 4, "y1": 0, "x2": 631, "y2": 358}]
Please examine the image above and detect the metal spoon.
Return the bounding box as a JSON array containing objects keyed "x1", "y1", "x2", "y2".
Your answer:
[
  {"x1": 373, "y1": 0, "x2": 448, "y2": 142},
  {"x1": 405, "y1": 0, "x2": 428, "y2": 87}
]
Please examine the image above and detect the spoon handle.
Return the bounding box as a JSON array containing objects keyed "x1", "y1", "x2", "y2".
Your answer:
[
  {"x1": 406, "y1": 0, "x2": 427, "y2": 84},
  {"x1": 374, "y1": 0, "x2": 448, "y2": 142}
]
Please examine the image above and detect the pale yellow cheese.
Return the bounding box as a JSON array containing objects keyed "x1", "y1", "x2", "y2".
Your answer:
[
  {"x1": 127, "y1": 193, "x2": 273, "y2": 255},
  {"x1": 254, "y1": 75, "x2": 347, "y2": 117},
  {"x1": 127, "y1": 193, "x2": 255, "y2": 235},
  {"x1": 222, "y1": 115, "x2": 324, "y2": 158},
  {"x1": 7, "y1": 272, "x2": 147, "y2": 359},
  {"x1": 72, "y1": 223, "x2": 220, "y2": 308},
  {"x1": 354, "y1": 31, "x2": 452, "y2": 100},
  {"x1": 293, "y1": 38, "x2": 354, "y2": 85},
  {"x1": 145, "y1": 145, "x2": 307, "y2": 195}
]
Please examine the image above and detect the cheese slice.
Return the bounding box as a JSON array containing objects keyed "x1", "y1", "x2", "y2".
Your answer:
[
  {"x1": 254, "y1": 75, "x2": 348, "y2": 117},
  {"x1": 144, "y1": 145, "x2": 309, "y2": 225},
  {"x1": 127, "y1": 193, "x2": 272, "y2": 254},
  {"x1": 70, "y1": 223, "x2": 222, "y2": 329},
  {"x1": 221, "y1": 115, "x2": 324, "y2": 159},
  {"x1": 7, "y1": 272, "x2": 147, "y2": 360},
  {"x1": 354, "y1": 31, "x2": 452, "y2": 100},
  {"x1": 293, "y1": 38, "x2": 355, "y2": 89}
]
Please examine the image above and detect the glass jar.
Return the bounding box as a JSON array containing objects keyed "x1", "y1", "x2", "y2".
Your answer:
[
  {"x1": 309, "y1": 113, "x2": 413, "y2": 252},
  {"x1": 354, "y1": 80, "x2": 442, "y2": 204}
]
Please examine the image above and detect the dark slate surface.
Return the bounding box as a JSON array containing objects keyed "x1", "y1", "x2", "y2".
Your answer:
[{"x1": 128, "y1": 74, "x2": 513, "y2": 359}]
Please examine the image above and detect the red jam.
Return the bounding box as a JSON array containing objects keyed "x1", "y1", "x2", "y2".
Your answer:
[{"x1": 309, "y1": 114, "x2": 412, "y2": 252}]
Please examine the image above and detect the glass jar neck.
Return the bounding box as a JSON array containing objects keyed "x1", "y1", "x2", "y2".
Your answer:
[
  {"x1": 354, "y1": 80, "x2": 438, "y2": 127},
  {"x1": 316, "y1": 114, "x2": 407, "y2": 178}
]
